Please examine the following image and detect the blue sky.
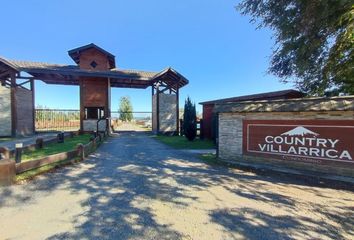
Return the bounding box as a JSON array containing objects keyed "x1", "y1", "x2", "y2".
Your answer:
[{"x1": 1, "y1": 0, "x2": 292, "y2": 113}]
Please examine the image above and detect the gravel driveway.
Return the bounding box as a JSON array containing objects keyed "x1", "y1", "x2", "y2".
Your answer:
[{"x1": 0, "y1": 132, "x2": 353, "y2": 240}]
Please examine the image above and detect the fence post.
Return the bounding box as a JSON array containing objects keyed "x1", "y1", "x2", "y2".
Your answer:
[
  {"x1": 77, "y1": 144, "x2": 85, "y2": 161},
  {"x1": 0, "y1": 159, "x2": 16, "y2": 186},
  {"x1": 92, "y1": 137, "x2": 97, "y2": 150},
  {"x1": 15, "y1": 143, "x2": 23, "y2": 163},
  {"x1": 57, "y1": 132, "x2": 64, "y2": 143},
  {"x1": 0, "y1": 147, "x2": 10, "y2": 160},
  {"x1": 36, "y1": 138, "x2": 44, "y2": 149}
]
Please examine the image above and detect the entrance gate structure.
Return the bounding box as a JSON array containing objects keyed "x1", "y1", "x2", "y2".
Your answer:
[{"x1": 0, "y1": 43, "x2": 188, "y2": 137}]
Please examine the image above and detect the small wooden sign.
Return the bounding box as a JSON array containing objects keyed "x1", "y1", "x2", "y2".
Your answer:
[{"x1": 243, "y1": 120, "x2": 354, "y2": 164}]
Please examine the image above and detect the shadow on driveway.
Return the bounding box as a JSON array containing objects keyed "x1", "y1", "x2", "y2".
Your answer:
[{"x1": 0, "y1": 132, "x2": 353, "y2": 239}]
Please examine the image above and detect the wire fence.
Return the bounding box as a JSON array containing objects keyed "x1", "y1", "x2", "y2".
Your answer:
[{"x1": 35, "y1": 109, "x2": 80, "y2": 132}]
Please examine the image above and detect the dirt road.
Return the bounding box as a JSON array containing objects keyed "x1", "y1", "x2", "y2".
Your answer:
[{"x1": 0, "y1": 132, "x2": 353, "y2": 239}]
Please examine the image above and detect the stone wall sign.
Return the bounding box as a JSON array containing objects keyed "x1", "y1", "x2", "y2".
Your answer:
[{"x1": 243, "y1": 120, "x2": 354, "y2": 164}]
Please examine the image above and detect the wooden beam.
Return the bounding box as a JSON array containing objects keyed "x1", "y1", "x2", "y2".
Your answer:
[
  {"x1": 158, "y1": 86, "x2": 171, "y2": 94},
  {"x1": 110, "y1": 84, "x2": 148, "y2": 89},
  {"x1": 1, "y1": 78, "x2": 7, "y2": 86},
  {"x1": 0, "y1": 71, "x2": 11, "y2": 78},
  {"x1": 16, "y1": 79, "x2": 32, "y2": 86},
  {"x1": 16, "y1": 76, "x2": 34, "y2": 80}
]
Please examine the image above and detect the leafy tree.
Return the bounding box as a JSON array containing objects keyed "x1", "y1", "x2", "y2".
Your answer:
[
  {"x1": 238, "y1": 0, "x2": 354, "y2": 95},
  {"x1": 183, "y1": 97, "x2": 197, "y2": 141},
  {"x1": 118, "y1": 96, "x2": 133, "y2": 122}
]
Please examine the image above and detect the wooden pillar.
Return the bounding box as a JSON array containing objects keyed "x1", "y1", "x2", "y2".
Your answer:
[
  {"x1": 106, "y1": 78, "x2": 111, "y2": 133},
  {"x1": 106, "y1": 78, "x2": 111, "y2": 118},
  {"x1": 79, "y1": 79, "x2": 84, "y2": 132},
  {"x1": 151, "y1": 85, "x2": 154, "y2": 133},
  {"x1": 30, "y1": 79, "x2": 35, "y2": 133},
  {"x1": 10, "y1": 73, "x2": 17, "y2": 137},
  {"x1": 156, "y1": 83, "x2": 160, "y2": 133},
  {"x1": 176, "y1": 83, "x2": 180, "y2": 135}
]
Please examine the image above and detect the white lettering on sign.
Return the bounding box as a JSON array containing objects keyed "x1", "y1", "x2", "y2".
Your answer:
[{"x1": 256, "y1": 126, "x2": 352, "y2": 161}]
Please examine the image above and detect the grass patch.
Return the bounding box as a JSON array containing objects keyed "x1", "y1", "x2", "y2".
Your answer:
[
  {"x1": 198, "y1": 153, "x2": 219, "y2": 165},
  {"x1": 0, "y1": 137, "x2": 14, "y2": 143},
  {"x1": 19, "y1": 134, "x2": 91, "y2": 162},
  {"x1": 154, "y1": 135, "x2": 215, "y2": 149}
]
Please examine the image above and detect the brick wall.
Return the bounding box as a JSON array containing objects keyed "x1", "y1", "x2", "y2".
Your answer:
[
  {"x1": 218, "y1": 111, "x2": 354, "y2": 177},
  {"x1": 15, "y1": 87, "x2": 34, "y2": 136},
  {"x1": 79, "y1": 48, "x2": 111, "y2": 71},
  {"x1": 0, "y1": 86, "x2": 11, "y2": 136},
  {"x1": 81, "y1": 77, "x2": 109, "y2": 108}
]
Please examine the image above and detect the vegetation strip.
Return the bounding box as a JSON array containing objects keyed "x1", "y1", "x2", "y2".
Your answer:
[
  {"x1": 15, "y1": 133, "x2": 106, "y2": 182},
  {"x1": 20, "y1": 134, "x2": 91, "y2": 162}
]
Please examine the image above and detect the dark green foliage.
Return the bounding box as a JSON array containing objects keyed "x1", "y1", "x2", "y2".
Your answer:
[
  {"x1": 238, "y1": 1, "x2": 354, "y2": 95},
  {"x1": 183, "y1": 97, "x2": 197, "y2": 141},
  {"x1": 118, "y1": 96, "x2": 133, "y2": 122}
]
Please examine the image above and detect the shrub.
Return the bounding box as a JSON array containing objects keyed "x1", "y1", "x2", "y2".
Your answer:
[{"x1": 183, "y1": 97, "x2": 197, "y2": 141}]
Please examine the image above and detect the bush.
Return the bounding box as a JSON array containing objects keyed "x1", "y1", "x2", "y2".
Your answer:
[{"x1": 183, "y1": 97, "x2": 197, "y2": 141}]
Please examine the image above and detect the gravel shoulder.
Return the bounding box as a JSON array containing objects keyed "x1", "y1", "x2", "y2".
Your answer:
[{"x1": 0, "y1": 132, "x2": 353, "y2": 240}]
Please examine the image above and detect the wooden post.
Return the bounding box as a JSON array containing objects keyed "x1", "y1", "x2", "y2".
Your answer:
[
  {"x1": 156, "y1": 83, "x2": 160, "y2": 134},
  {"x1": 79, "y1": 79, "x2": 84, "y2": 132},
  {"x1": 176, "y1": 83, "x2": 179, "y2": 136},
  {"x1": 0, "y1": 147, "x2": 10, "y2": 160},
  {"x1": 36, "y1": 138, "x2": 44, "y2": 149},
  {"x1": 10, "y1": 73, "x2": 17, "y2": 137},
  {"x1": 57, "y1": 132, "x2": 64, "y2": 143},
  {"x1": 15, "y1": 143, "x2": 23, "y2": 163},
  {"x1": 77, "y1": 144, "x2": 85, "y2": 161},
  {"x1": 107, "y1": 78, "x2": 111, "y2": 118},
  {"x1": 0, "y1": 159, "x2": 16, "y2": 186},
  {"x1": 92, "y1": 137, "x2": 97, "y2": 149},
  {"x1": 30, "y1": 79, "x2": 35, "y2": 134},
  {"x1": 151, "y1": 85, "x2": 154, "y2": 133}
]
